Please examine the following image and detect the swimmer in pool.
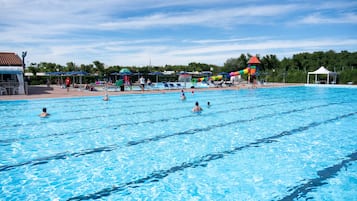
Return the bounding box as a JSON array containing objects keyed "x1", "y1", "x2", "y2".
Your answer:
[
  {"x1": 192, "y1": 101, "x2": 203, "y2": 112},
  {"x1": 181, "y1": 90, "x2": 186, "y2": 100},
  {"x1": 103, "y1": 93, "x2": 109, "y2": 101},
  {"x1": 39, "y1": 107, "x2": 50, "y2": 117}
]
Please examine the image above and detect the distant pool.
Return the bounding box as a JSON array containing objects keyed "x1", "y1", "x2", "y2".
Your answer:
[{"x1": 0, "y1": 86, "x2": 356, "y2": 200}]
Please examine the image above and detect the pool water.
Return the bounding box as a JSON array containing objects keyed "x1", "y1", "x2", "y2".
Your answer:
[
  {"x1": 0, "y1": 86, "x2": 356, "y2": 200},
  {"x1": 104, "y1": 81, "x2": 209, "y2": 91}
]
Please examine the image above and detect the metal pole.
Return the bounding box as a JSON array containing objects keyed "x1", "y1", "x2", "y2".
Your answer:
[{"x1": 22, "y1": 51, "x2": 27, "y2": 94}]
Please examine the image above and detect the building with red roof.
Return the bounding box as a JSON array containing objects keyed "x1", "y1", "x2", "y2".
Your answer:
[{"x1": 0, "y1": 52, "x2": 25, "y2": 95}]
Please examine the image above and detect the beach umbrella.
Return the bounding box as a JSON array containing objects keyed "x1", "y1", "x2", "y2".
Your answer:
[
  {"x1": 149, "y1": 72, "x2": 163, "y2": 83},
  {"x1": 219, "y1": 72, "x2": 230, "y2": 80},
  {"x1": 120, "y1": 68, "x2": 131, "y2": 73},
  {"x1": 119, "y1": 68, "x2": 132, "y2": 75}
]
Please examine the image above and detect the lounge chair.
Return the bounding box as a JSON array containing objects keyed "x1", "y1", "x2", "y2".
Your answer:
[
  {"x1": 176, "y1": 83, "x2": 183, "y2": 88},
  {"x1": 224, "y1": 81, "x2": 233, "y2": 87},
  {"x1": 0, "y1": 87, "x2": 7, "y2": 95},
  {"x1": 148, "y1": 82, "x2": 158, "y2": 90},
  {"x1": 169, "y1": 83, "x2": 175, "y2": 89},
  {"x1": 216, "y1": 80, "x2": 224, "y2": 88},
  {"x1": 163, "y1": 83, "x2": 169, "y2": 89},
  {"x1": 208, "y1": 80, "x2": 216, "y2": 87},
  {"x1": 12, "y1": 87, "x2": 19, "y2": 95}
]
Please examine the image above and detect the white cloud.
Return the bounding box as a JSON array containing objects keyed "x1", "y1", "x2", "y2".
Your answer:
[
  {"x1": 13, "y1": 37, "x2": 356, "y2": 66},
  {"x1": 299, "y1": 13, "x2": 357, "y2": 24},
  {"x1": 1, "y1": 0, "x2": 356, "y2": 66},
  {"x1": 315, "y1": 1, "x2": 357, "y2": 10},
  {"x1": 99, "y1": 4, "x2": 299, "y2": 30}
]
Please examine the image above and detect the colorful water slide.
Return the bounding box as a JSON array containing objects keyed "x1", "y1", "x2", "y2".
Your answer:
[
  {"x1": 229, "y1": 65, "x2": 256, "y2": 76},
  {"x1": 229, "y1": 56, "x2": 260, "y2": 76}
]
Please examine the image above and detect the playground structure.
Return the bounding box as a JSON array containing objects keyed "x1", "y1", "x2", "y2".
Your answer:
[
  {"x1": 229, "y1": 56, "x2": 261, "y2": 82},
  {"x1": 192, "y1": 55, "x2": 261, "y2": 84}
]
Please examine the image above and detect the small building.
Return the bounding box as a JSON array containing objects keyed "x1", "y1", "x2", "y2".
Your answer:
[{"x1": 0, "y1": 52, "x2": 25, "y2": 95}]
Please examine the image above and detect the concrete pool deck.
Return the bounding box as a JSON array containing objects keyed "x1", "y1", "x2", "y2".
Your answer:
[{"x1": 0, "y1": 83, "x2": 303, "y2": 101}]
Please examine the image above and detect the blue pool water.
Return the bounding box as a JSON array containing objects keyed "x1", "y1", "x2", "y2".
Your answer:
[
  {"x1": 0, "y1": 86, "x2": 356, "y2": 200},
  {"x1": 104, "y1": 81, "x2": 209, "y2": 91}
]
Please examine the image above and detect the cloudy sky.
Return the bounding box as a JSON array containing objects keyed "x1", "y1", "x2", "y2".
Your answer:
[{"x1": 1, "y1": 0, "x2": 356, "y2": 67}]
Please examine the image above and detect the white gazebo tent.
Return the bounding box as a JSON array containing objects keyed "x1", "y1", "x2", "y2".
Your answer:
[{"x1": 307, "y1": 66, "x2": 337, "y2": 84}]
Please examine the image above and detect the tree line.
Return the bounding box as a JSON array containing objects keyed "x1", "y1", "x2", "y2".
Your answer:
[{"x1": 27, "y1": 50, "x2": 356, "y2": 84}]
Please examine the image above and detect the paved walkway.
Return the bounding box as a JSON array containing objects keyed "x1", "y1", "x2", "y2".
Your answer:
[{"x1": 0, "y1": 83, "x2": 301, "y2": 101}]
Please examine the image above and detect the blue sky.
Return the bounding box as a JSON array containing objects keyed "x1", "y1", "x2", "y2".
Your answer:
[{"x1": 1, "y1": 0, "x2": 357, "y2": 67}]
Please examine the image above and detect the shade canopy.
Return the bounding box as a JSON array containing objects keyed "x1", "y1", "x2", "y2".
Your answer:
[
  {"x1": 178, "y1": 71, "x2": 190, "y2": 75},
  {"x1": 46, "y1": 71, "x2": 89, "y2": 76},
  {"x1": 148, "y1": 72, "x2": 163, "y2": 76},
  {"x1": 307, "y1": 66, "x2": 337, "y2": 84},
  {"x1": 68, "y1": 71, "x2": 89, "y2": 76},
  {"x1": 149, "y1": 72, "x2": 164, "y2": 83}
]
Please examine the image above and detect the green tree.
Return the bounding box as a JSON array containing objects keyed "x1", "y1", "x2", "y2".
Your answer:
[
  {"x1": 93, "y1": 60, "x2": 105, "y2": 77},
  {"x1": 237, "y1": 54, "x2": 248, "y2": 69},
  {"x1": 66, "y1": 62, "x2": 76, "y2": 72},
  {"x1": 27, "y1": 66, "x2": 39, "y2": 77},
  {"x1": 80, "y1": 64, "x2": 94, "y2": 73},
  {"x1": 261, "y1": 54, "x2": 279, "y2": 71}
]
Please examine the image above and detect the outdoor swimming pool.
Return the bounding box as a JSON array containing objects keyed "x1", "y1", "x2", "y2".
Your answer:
[
  {"x1": 0, "y1": 86, "x2": 356, "y2": 200},
  {"x1": 103, "y1": 81, "x2": 209, "y2": 92}
]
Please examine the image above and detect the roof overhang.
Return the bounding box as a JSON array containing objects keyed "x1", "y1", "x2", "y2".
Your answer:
[{"x1": 0, "y1": 66, "x2": 23, "y2": 74}]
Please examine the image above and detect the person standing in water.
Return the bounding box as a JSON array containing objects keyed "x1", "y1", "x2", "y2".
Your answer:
[
  {"x1": 180, "y1": 90, "x2": 186, "y2": 101},
  {"x1": 192, "y1": 101, "x2": 203, "y2": 112},
  {"x1": 39, "y1": 107, "x2": 50, "y2": 117},
  {"x1": 103, "y1": 93, "x2": 109, "y2": 101}
]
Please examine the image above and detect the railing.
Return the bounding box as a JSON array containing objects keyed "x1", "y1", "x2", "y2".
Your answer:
[{"x1": 0, "y1": 81, "x2": 19, "y2": 95}]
